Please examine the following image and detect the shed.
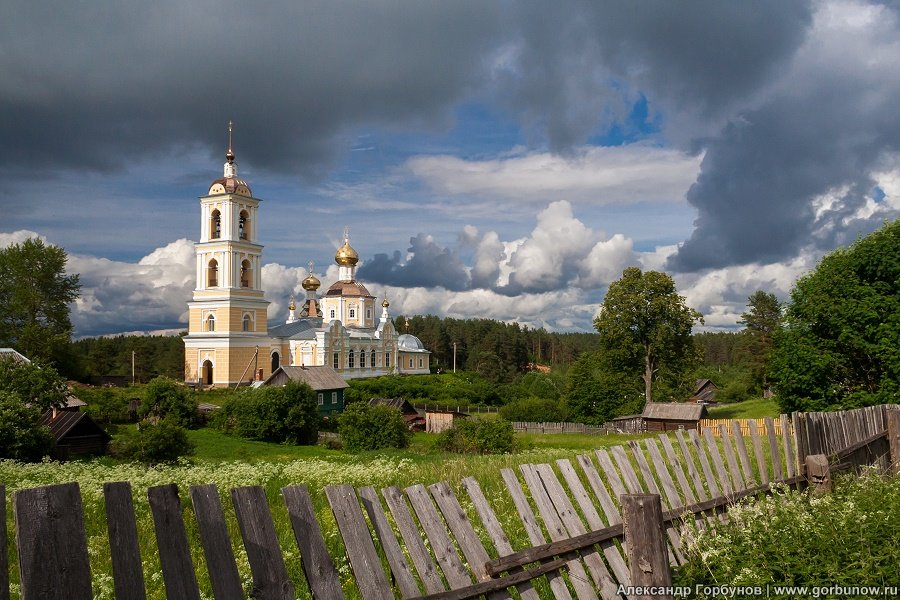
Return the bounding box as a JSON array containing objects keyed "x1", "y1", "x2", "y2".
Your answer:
[
  {"x1": 641, "y1": 402, "x2": 707, "y2": 432},
  {"x1": 369, "y1": 397, "x2": 425, "y2": 431},
  {"x1": 425, "y1": 409, "x2": 469, "y2": 434},
  {"x1": 692, "y1": 379, "x2": 719, "y2": 404},
  {"x1": 264, "y1": 365, "x2": 350, "y2": 415},
  {"x1": 39, "y1": 409, "x2": 111, "y2": 460}
]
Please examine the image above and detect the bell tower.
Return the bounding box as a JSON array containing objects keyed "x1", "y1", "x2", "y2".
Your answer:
[{"x1": 183, "y1": 122, "x2": 271, "y2": 386}]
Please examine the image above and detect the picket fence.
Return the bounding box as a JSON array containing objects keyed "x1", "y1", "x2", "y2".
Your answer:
[{"x1": 5, "y1": 404, "x2": 900, "y2": 600}]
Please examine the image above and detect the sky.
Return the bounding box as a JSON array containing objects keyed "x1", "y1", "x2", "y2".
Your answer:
[{"x1": 2, "y1": 0, "x2": 899, "y2": 338}]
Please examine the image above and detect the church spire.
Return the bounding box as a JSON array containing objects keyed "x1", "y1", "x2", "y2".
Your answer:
[{"x1": 224, "y1": 120, "x2": 237, "y2": 178}]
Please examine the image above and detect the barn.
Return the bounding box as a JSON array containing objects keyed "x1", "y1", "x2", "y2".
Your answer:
[
  {"x1": 641, "y1": 402, "x2": 707, "y2": 432},
  {"x1": 39, "y1": 409, "x2": 111, "y2": 460},
  {"x1": 263, "y1": 365, "x2": 350, "y2": 415},
  {"x1": 692, "y1": 379, "x2": 719, "y2": 404},
  {"x1": 368, "y1": 398, "x2": 425, "y2": 431}
]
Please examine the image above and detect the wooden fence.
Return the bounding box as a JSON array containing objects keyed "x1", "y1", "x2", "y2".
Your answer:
[
  {"x1": 699, "y1": 417, "x2": 786, "y2": 437},
  {"x1": 512, "y1": 417, "x2": 645, "y2": 435},
  {"x1": 5, "y1": 405, "x2": 899, "y2": 600}
]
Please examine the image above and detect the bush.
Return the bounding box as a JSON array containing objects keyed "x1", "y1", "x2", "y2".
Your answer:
[
  {"x1": 0, "y1": 357, "x2": 69, "y2": 411},
  {"x1": 500, "y1": 397, "x2": 567, "y2": 422},
  {"x1": 81, "y1": 387, "x2": 131, "y2": 424},
  {"x1": 140, "y1": 377, "x2": 199, "y2": 428},
  {"x1": 436, "y1": 418, "x2": 515, "y2": 454},
  {"x1": 110, "y1": 419, "x2": 194, "y2": 463},
  {"x1": 0, "y1": 391, "x2": 54, "y2": 461},
  {"x1": 216, "y1": 381, "x2": 318, "y2": 445},
  {"x1": 338, "y1": 402, "x2": 411, "y2": 452}
]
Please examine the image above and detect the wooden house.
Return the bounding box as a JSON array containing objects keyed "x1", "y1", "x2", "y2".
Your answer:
[
  {"x1": 641, "y1": 402, "x2": 707, "y2": 432},
  {"x1": 692, "y1": 379, "x2": 719, "y2": 404},
  {"x1": 263, "y1": 365, "x2": 350, "y2": 415},
  {"x1": 368, "y1": 398, "x2": 425, "y2": 431},
  {"x1": 39, "y1": 409, "x2": 111, "y2": 460}
]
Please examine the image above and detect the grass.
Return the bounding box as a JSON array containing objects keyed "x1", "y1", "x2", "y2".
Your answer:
[{"x1": 706, "y1": 396, "x2": 781, "y2": 419}]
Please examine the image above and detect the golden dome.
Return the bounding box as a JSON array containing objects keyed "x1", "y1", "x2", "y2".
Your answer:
[
  {"x1": 335, "y1": 240, "x2": 359, "y2": 266},
  {"x1": 288, "y1": 296, "x2": 296, "y2": 311},
  {"x1": 302, "y1": 272, "x2": 321, "y2": 291},
  {"x1": 382, "y1": 297, "x2": 390, "y2": 308}
]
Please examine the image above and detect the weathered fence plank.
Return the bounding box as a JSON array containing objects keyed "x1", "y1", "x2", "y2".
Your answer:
[
  {"x1": 701, "y1": 428, "x2": 732, "y2": 497},
  {"x1": 748, "y1": 421, "x2": 769, "y2": 485},
  {"x1": 675, "y1": 430, "x2": 708, "y2": 502},
  {"x1": 383, "y1": 486, "x2": 446, "y2": 595},
  {"x1": 731, "y1": 422, "x2": 754, "y2": 486},
  {"x1": 687, "y1": 429, "x2": 720, "y2": 499},
  {"x1": 231, "y1": 486, "x2": 295, "y2": 600},
  {"x1": 104, "y1": 482, "x2": 148, "y2": 600},
  {"x1": 358, "y1": 486, "x2": 419, "y2": 599},
  {"x1": 462, "y1": 477, "x2": 542, "y2": 600},
  {"x1": 888, "y1": 408, "x2": 900, "y2": 475},
  {"x1": 765, "y1": 417, "x2": 784, "y2": 481},
  {"x1": 14, "y1": 483, "x2": 92, "y2": 600},
  {"x1": 594, "y1": 449, "x2": 629, "y2": 500},
  {"x1": 405, "y1": 483, "x2": 473, "y2": 590},
  {"x1": 717, "y1": 425, "x2": 744, "y2": 491},
  {"x1": 189, "y1": 484, "x2": 244, "y2": 600},
  {"x1": 0, "y1": 486, "x2": 7, "y2": 600},
  {"x1": 282, "y1": 485, "x2": 346, "y2": 600},
  {"x1": 781, "y1": 414, "x2": 796, "y2": 478},
  {"x1": 325, "y1": 484, "x2": 393, "y2": 600},
  {"x1": 622, "y1": 494, "x2": 672, "y2": 600},
  {"x1": 147, "y1": 484, "x2": 201, "y2": 600},
  {"x1": 500, "y1": 468, "x2": 573, "y2": 600}
]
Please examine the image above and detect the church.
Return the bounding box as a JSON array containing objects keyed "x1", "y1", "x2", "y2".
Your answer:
[{"x1": 183, "y1": 126, "x2": 431, "y2": 387}]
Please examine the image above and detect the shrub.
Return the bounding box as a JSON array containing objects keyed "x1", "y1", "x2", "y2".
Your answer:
[
  {"x1": 0, "y1": 391, "x2": 54, "y2": 461},
  {"x1": 338, "y1": 402, "x2": 411, "y2": 452},
  {"x1": 139, "y1": 377, "x2": 198, "y2": 428},
  {"x1": 217, "y1": 381, "x2": 318, "y2": 445},
  {"x1": 81, "y1": 387, "x2": 131, "y2": 424},
  {"x1": 500, "y1": 397, "x2": 567, "y2": 422},
  {"x1": 436, "y1": 418, "x2": 515, "y2": 454},
  {"x1": 0, "y1": 357, "x2": 69, "y2": 411},
  {"x1": 110, "y1": 419, "x2": 194, "y2": 463}
]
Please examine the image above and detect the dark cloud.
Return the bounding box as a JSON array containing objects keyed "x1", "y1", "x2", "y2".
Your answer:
[
  {"x1": 669, "y1": 3, "x2": 900, "y2": 270},
  {"x1": 357, "y1": 234, "x2": 470, "y2": 291}
]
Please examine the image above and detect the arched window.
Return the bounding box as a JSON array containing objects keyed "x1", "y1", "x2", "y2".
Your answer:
[
  {"x1": 206, "y1": 314, "x2": 216, "y2": 332},
  {"x1": 208, "y1": 258, "x2": 218, "y2": 287},
  {"x1": 333, "y1": 352, "x2": 340, "y2": 369},
  {"x1": 239, "y1": 210, "x2": 249, "y2": 240},
  {"x1": 385, "y1": 353, "x2": 390, "y2": 368},
  {"x1": 348, "y1": 349, "x2": 355, "y2": 368},
  {"x1": 371, "y1": 351, "x2": 376, "y2": 368},
  {"x1": 210, "y1": 210, "x2": 221, "y2": 239},
  {"x1": 349, "y1": 307, "x2": 356, "y2": 319},
  {"x1": 242, "y1": 314, "x2": 252, "y2": 332},
  {"x1": 202, "y1": 360, "x2": 213, "y2": 385},
  {"x1": 240, "y1": 259, "x2": 251, "y2": 288},
  {"x1": 359, "y1": 350, "x2": 366, "y2": 368},
  {"x1": 330, "y1": 309, "x2": 336, "y2": 319},
  {"x1": 271, "y1": 352, "x2": 280, "y2": 372}
]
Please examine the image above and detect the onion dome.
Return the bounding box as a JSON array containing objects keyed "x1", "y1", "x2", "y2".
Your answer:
[
  {"x1": 398, "y1": 334, "x2": 426, "y2": 351},
  {"x1": 208, "y1": 121, "x2": 252, "y2": 196},
  {"x1": 302, "y1": 272, "x2": 321, "y2": 291},
  {"x1": 288, "y1": 296, "x2": 296, "y2": 311},
  {"x1": 335, "y1": 240, "x2": 359, "y2": 266},
  {"x1": 382, "y1": 297, "x2": 390, "y2": 308}
]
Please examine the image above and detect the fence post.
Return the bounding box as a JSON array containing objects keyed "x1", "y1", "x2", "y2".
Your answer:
[
  {"x1": 805, "y1": 454, "x2": 831, "y2": 494},
  {"x1": 622, "y1": 494, "x2": 672, "y2": 600},
  {"x1": 887, "y1": 407, "x2": 900, "y2": 475}
]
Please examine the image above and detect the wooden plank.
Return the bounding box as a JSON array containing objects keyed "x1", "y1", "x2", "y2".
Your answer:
[
  {"x1": 557, "y1": 460, "x2": 630, "y2": 586},
  {"x1": 675, "y1": 431, "x2": 708, "y2": 502},
  {"x1": 0, "y1": 485, "x2": 7, "y2": 600},
  {"x1": 644, "y1": 440, "x2": 682, "y2": 510},
  {"x1": 782, "y1": 414, "x2": 796, "y2": 478},
  {"x1": 702, "y1": 428, "x2": 733, "y2": 495},
  {"x1": 731, "y1": 422, "x2": 754, "y2": 486},
  {"x1": 231, "y1": 486, "x2": 294, "y2": 600},
  {"x1": 325, "y1": 485, "x2": 393, "y2": 600},
  {"x1": 104, "y1": 482, "x2": 148, "y2": 600},
  {"x1": 888, "y1": 408, "x2": 900, "y2": 475},
  {"x1": 593, "y1": 449, "x2": 628, "y2": 500},
  {"x1": 410, "y1": 558, "x2": 569, "y2": 600},
  {"x1": 633, "y1": 442, "x2": 684, "y2": 564},
  {"x1": 500, "y1": 469, "x2": 573, "y2": 600},
  {"x1": 533, "y1": 464, "x2": 619, "y2": 599},
  {"x1": 14, "y1": 483, "x2": 92, "y2": 600},
  {"x1": 748, "y1": 421, "x2": 769, "y2": 485},
  {"x1": 622, "y1": 495, "x2": 672, "y2": 599},
  {"x1": 657, "y1": 435, "x2": 697, "y2": 506},
  {"x1": 358, "y1": 486, "x2": 419, "y2": 599},
  {"x1": 461, "y1": 477, "x2": 541, "y2": 600},
  {"x1": 383, "y1": 486, "x2": 446, "y2": 595},
  {"x1": 405, "y1": 484, "x2": 473, "y2": 590},
  {"x1": 765, "y1": 417, "x2": 784, "y2": 481},
  {"x1": 519, "y1": 464, "x2": 599, "y2": 600},
  {"x1": 717, "y1": 425, "x2": 745, "y2": 491},
  {"x1": 428, "y1": 482, "x2": 509, "y2": 599},
  {"x1": 189, "y1": 485, "x2": 243, "y2": 600},
  {"x1": 687, "y1": 429, "x2": 720, "y2": 499},
  {"x1": 610, "y1": 446, "x2": 642, "y2": 494},
  {"x1": 147, "y1": 484, "x2": 201, "y2": 600},
  {"x1": 282, "y1": 485, "x2": 345, "y2": 600},
  {"x1": 793, "y1": 412, "x2": 808, "y2": 472},
  {"x1": 575, "y1": 455, "x2": 622, "y2": 525}
]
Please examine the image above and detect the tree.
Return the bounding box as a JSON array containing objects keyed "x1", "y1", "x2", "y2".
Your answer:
[
  {"x1": 139, "y1": 377, "x2": 199, "y2": 428},
  {"x1": 217, "y1": 381, "x2": 319, "y2": 444},
  {"x1": 0, "y1": 390, "x2": 55, "y2": 461},
  {"x1": 594, "y1": 267, "x2": 702, "y2": 407},
  {"x1": 770, "y1": 220, "x2": 900, "y2": 412},
  {"x1": 565, "y1": 351, "x2": 642, "y2": 424},
  {"x1": 338, "y1": 402, "x2": 411, "y2": 452},
  {"x1": 738, "y1": 291, "x2": 783, "y2": 391},
  {"x1": 0, "y1": 356, "x2": 69, "y2": 412},
  {"x1": 0, "y1": 238, "x2": 80, "y2": 364}
]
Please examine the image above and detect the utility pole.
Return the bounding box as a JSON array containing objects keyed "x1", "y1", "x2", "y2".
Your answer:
[
  {"x1": 453, "y1": 342, "x2": 457, "y2": 373},
  {"x1": 132, "y1": 351, "x2": 135, "y2": 385}
]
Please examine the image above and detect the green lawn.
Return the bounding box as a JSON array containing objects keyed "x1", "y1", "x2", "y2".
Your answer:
[{"x1": 705, "y1": 396, "x2": 781, "y2": 419}]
